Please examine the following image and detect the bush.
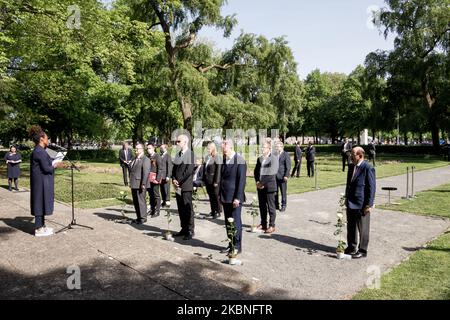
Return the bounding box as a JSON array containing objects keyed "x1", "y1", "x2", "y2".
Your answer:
[
  {"x1": 284, "y1": 144, "x2": 437, "y2": 155},
  {"x1": 66, "y1": 149, "x2": 119, "y2": 162}
]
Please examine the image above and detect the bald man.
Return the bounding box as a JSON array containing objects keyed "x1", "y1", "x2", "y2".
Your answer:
[{"x1": 344, "y1": 146, "x2": 376, "y2": 259}]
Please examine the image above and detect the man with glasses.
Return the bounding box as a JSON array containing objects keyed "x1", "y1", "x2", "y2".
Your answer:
[
  {"x1": 172, "y1": 134, "x2": 195, "y2": 240},
  {"x1": 129, "y1": 142, "x2": 151, "y2": 224}
]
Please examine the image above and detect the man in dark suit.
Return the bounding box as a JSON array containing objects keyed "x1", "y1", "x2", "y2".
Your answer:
[
  {"x1": 254, "y1": 141, "x2": 278, "y2": 233},
  {"x1": 368, "y1": 140, "x2": 376, "y2": 167},
  {"x1": 275, "y1": 141, "x2": 291, "y2": 212},
  {"x1": 119, "y1": 141, "x2": 134, "y2": 186},
  {"x1": 291, "y1": 141, "x2": 302, "y2": 178},
  {"x1": 159, "y1": 144, "x2": 172, "y2": 207},
  {"x1": 345, "y1": 146, "x2": 376, "y2": 259},
  {"x1": 146, "y1": 142, "x2": 164, "y2": 218},
  {"x1": 306, "y1": 141, "x2": 316, "y2": 177},
  {"x1": 220, "y1": 139, "x2": 247, "y2": 256},
  {"x1": 341, "y1": 138, "x2": 352, "y2": 172},
  {"x1": 172, "y1": 134, "x2": 195, "y2": 240},
  {"x1": 129, "y1": 142, "x2": 151, "y2": 224}
]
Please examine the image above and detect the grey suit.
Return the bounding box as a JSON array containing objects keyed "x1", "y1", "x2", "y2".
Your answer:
[{"x1": 129, "y1": 155, "x2": 151, "y2": 222}]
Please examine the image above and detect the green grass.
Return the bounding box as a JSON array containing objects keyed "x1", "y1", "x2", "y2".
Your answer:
[
  {"x1": 377, "y1": 183, "x2": 450, "y2": 218},
  {"x1": 1, "y1": 155, "x2": 447, "y2": 209},
  {"x1": 353, "y1": 183, "x2": 450, "y2": 300}
]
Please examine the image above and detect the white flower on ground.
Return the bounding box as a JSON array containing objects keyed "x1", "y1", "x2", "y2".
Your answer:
[
  {"x1": 337, "y1": 213, "x2": 344, "y2": 219},
  {"x1": 340, "y1": 193, "x2": 345, "y2": 196},
  {"x1": 252, "y1": 196, "x2": 257, "y2": 201},
  {"x1": 120, "y1": 191, "x2": 125, "y2": 195},
  {"x1": 228, "y1": 218, "x2": 234, "y2": 223}
]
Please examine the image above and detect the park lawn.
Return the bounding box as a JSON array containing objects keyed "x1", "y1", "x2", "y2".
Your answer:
[
  {"x1": 377, "y1": 183, "x2": 450, "y2": 218},
  {"x1": 0, "y1": 155, "x2": 448, "y2": 209},
  {"x1": 353, "y1": 183, "x2": 450, "y2": 300}
]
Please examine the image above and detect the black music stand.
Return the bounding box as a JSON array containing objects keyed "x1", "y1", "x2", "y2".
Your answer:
[{"x1": 52, "y1": 147, "x2": 93, "y2": 233}]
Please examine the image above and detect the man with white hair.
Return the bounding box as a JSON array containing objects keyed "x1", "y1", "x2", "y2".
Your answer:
[
  {"x1": 345, "y1": 146, "x2": 376, "y2": 259},
  {"x1": 172, "y1": 134, "x2": 195, "y2": 240},
  {"x1": 219, "y1": 139, "x2": 247, "y2": 256}
]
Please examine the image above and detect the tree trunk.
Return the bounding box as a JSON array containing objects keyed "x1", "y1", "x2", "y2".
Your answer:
[{"x1": 404, "y1": 132, "x2": 408, "y2": 146}]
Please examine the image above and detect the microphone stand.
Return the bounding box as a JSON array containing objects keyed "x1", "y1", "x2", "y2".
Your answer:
[{"x1": 53, "y1": 145, "x2": 93, "y2": 233}]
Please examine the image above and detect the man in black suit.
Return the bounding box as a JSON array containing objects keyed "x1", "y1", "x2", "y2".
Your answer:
[
  {"x1": 254, "y1": 141, "x2": 278, "y2": 234},
  {"x1": 306, "y1": 141, "x2": 316, "y2": 177},
  {"x1": 291, "y1": 141, "x2": 302, "y2": 178},
  {"x1": 146, "y1": 142, "x2": 164, "y2": 218},
  {"x1": 129, "y1": 143, "x2": 150, "y2": 224},
  {"x1": 160, "y1": 144, "x2": 172, "y2": 207},
  {"x1": 275, "y1": 141, "x2": 291, "y2": 212},
  {"x1": 368, "y1": 140, "x2": 376, "y2": 167},
  {"x1": 172, "y1": 134, "x2": 195, "y2": 240},
  {"x1": 220, "y1": 139, "x2": 247, "y2": 256},
  {"x1": 119, "y1": 141, "x2": 133, "y2": 186},
  {"x1": 345, "y1": 147, "x2": 376, "y2": 259},
  {"x1": 341, "y1": 138, "x2": 352, "y2": 172}
]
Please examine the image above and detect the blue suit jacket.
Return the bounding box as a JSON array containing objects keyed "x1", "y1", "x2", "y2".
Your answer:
[
  {"x1": 345, "y1": 160, "x2": 376, "y2": 210},
  {"x1": 220, "y1": 154, "x2": 247, "y2": 204}
]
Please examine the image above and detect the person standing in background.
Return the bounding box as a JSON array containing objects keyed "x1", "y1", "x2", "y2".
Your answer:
[
  {"x1": 119, "y1": 141, "x2": 133, "y2": 186},
  {"x1": 275, "y1": 141, "x2": 291, "y2": 212},
  {"x1": 306, "y1": 141, "x2": 316, "y2": 178},
  {"x1": 368, "y1": 140, "x2": 376, "y2": 167},
  {"x1": 160, "y1": 144, "x2": 172, "y2": 207},
  {"x1": 129, "y1": 142, "x2": 150, "y2": 224},
  {"x1": 146, "y1": 142, "x2": 163, "y2": 218},
  {"x1": 341, "y1": 138, "x2": 352, "y2": 172},
  {"x1": 291, "y1": 141, "x2": 302, "y2": 178},
  {"x1": 29, "y1": 125, "x2": 56, "y2": 237},
  {"x1": 4, "y1": 145, "x2": 22, "y2": 191},
  {"x1": 203, "y1": 142, "x2": 222, "y2": 219}
]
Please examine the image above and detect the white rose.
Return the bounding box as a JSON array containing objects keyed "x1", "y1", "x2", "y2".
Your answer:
[
  {"x1": 228, "y1": 218, "x2": 234, "y2": 223},
  {"x1": 337, "y1": 213, "x2": 343, "y2": 219}
]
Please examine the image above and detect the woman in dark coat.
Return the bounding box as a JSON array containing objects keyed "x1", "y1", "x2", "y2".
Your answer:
[
  {"x1": 29, "y1": 125, "x2": 55, "y2": 236},
  {"x1": 4, "y1": 145, "x2": 22, "y2": 191},
  {"x1": 203, "y1": 142, "x2": 222, "y2": 219}
]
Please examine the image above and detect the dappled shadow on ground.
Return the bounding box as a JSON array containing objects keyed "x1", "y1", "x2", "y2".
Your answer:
[
  {"x1": 94, "y1": 211, "x2": 225, "y2": 252},
  {"x1": 0, "y1": 256, "x2": 291, "y2": 300},
  {"x1": 0, "y1": 216, "x2": 35, "y2": 235},
  {"x1": 258, "y1": 233, "x2": 336, "y2": 255}
]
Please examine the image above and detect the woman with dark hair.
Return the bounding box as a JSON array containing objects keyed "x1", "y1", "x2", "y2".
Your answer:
[
  {"x1": 4, "y1": 145, "x2": 22, "y2": 191},
  {"x1": 29, "y1": 125, "x2": 56, "y2": 237}
]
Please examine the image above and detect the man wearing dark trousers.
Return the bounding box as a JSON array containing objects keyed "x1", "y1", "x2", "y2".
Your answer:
[
  {"x1": 306, "y1": 141, "x2": 316, "y2": 177},
  {"x1": 254, "y1": 142, "x2": 278, "y2": 234},
  {"x1": 341, "y1": 138, "x2": 352, "y2": 172},
  {"x1": 291, "y1": 141, "x2": 302, "y2": 178},
  {"x1": 275, "y1": 141, "x2": 291, "y2": 212},
  {"x1": 345, "y1": 147, "x2": 376, "y2": 259},
  {"x1": 146, "y1": 142, "x2": 164, "y2": 218},
  {"x1": 119, "y1": 141, "x2": 133, "y2": 186},
  {"x1": 129, "y1": 143, "x2": 150, "y2": 224},
  {"x1": 368, "y1": 140, "x2": 376, "y2": 167},
  {"x1": 172, "y1": 134, "x2": 195, "y2": 240},
  {"x1": 220, "y1": 139, "x2": 247, "y2": 257},
  {"x1": 160, "y1": 144, "x2": 172, "y2": 207}
]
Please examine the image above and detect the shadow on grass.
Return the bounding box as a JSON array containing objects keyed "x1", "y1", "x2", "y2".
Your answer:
[{"x1": 403, "y1": 246, "x2": 450, "y2": 253}]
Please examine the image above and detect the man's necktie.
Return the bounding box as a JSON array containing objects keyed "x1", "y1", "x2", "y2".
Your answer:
[{"x1": 352, "y1": 166, "x2": 358, "y2": 181}]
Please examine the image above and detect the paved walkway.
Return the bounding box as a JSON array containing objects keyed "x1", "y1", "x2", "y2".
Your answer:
[{"x1": 0, "y1": 165, "x2": 449, "y2": 299}]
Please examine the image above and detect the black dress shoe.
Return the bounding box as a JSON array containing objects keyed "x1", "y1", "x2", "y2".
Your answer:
[
  {"x1": 280, "y1": 207, "x2": 286, "y2": 212},
  {"x1": 183, "y1": 232, "x2": 194, "y2": 240},
  {"x1": 151, "y1": 212, "x2": 160, "y2": 218},
  {"x1": 173, "y1": 230, "x2": 186, "y2": 237},
  {"x1": 212, "y1": 212, "x2": 221, "y2": 219},
  {"x1": 344, "y1": 248, "x2": 358, "y2": 255},
  {"x1": 220, "y1": 247, "x2": 231, "y2": 254},
  {"x1": 352, "y1": 251, "x2": 367, "y2": 259}
]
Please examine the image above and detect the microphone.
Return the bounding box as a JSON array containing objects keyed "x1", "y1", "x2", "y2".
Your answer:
[{"x1": 50, "y1": 143, "x2": 67, "y2": 151}]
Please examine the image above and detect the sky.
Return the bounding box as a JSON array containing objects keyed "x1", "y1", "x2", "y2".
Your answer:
[{"x1": 198, "y1": 0, "x2": 395, "y2": 79}]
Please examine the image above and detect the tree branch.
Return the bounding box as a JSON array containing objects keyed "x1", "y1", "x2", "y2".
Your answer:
[{"x1": 192, "y1": 62, "x2": 245, "y2": 73}]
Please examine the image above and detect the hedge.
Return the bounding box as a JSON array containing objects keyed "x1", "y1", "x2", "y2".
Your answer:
[{"x1": 284, "y1": 144, "x2": 440, "y2": 155}]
